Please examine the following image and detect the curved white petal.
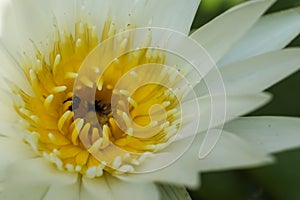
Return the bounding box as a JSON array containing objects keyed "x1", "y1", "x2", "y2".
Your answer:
[
  {"x1": 80, "y1": 177, "x2": 112, "y2": 200},
  {"x1": 178, "y1": 93, "x2": 271, "y2": 140},
  {"x1": 118, "y1": 139, "x2": 201, "y2": 187},
  {"x1": 194, "y1": 130, "x2": 273, "y2": 172},
  {"x1": 5, "y1": 157, "x2": 78, "y2": 186},
  {"x1": 0, "y1": 85, "x2": 32, "y2": 138},
  {"x1": 0, "y1": 182, "x2": 49, "y2": 200},
  {"x1": 77, "y1": 0, "x2": 200, "y2": 36},
  {"x1": 191, "y1": 0, "x2": 275, "y2": 63},
  {"x1": 123, "y1": 93, "x2": 271, "y2": 185},
  {"x1": 0, "y1": 137, "x2": 36, "y2": 179},
  {"x1": 118, "y1": 130, "x2": 273, "y2": 188},
  {"x1": 129, "y1": 162, "x2": 200, "y2": 188},
  {"x1": 0, "y1": 0, "x2": 9, "y2": 33},
  {"x1": 224, "y1": 117, "x2": 300, "y2": 153},
  {"x1": 43, "y1": 181, "x2": 80, "y2": 200},
  {"x1": 0, "y1": 44, "x2": 32, "y2": 93},
  {"x1": 158, "y1": 184, "x2": 192, "y2": 200},
  {"x1": 218, "y1": 48, "x2": 300, "y2": 93},
  {"x1": 0, "y1": 95, "x2": 19, "y2": 125},
  {"x1": 1, "y1": 157, "x2": 79, "y2": 200},
  {"x1": 0, "y1": 138, "x2": 49, "y2": 200},
  {"x1": 1, "y1": 0, "x2": 76, "y2": 54},
  {"x1": 115, "y1": 93, "x2": 270, "y2": 187},
  {"x1": 81, "y1": 175, "x2": 159, "y2": 200},
  {"x1": 1, "y1": 0, "x2": 200, "y2": 55},
  {"x1": 104, "y1": 0, "x2": 200, "y2": 35},
  {"x1": 219, "y1": 7, "x2": 300, "y2": 66},
  {"x1": 199, "y1": 93, "x2": 271, "y2": 131}
]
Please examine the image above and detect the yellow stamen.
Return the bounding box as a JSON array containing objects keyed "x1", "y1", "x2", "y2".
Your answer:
[{"x1": 13, "y1": 19, "x2": 181, "y2": 178}]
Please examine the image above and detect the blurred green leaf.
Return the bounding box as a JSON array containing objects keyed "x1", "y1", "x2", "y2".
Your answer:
[{"x1": 248, "y1": 149, "x2": 300, "y2": 200}]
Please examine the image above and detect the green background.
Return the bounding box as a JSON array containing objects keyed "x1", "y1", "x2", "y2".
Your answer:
[{"x1": 188, "y1": 0, "x2": 300, "y2": 199}]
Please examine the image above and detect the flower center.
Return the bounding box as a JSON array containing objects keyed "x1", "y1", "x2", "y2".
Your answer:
[{"x1": 12, "y1": 20, "x2": 182, "y2": 178}]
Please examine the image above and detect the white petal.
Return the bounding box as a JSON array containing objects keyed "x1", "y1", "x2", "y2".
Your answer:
[
  {"x1": 191, "y1": 0, "x2": 275, "y2": 62},
  {"x1": 2, "y1": 0, "x2": 200, "y2": 55},
  {"x1": 0, "y1": 88, "x2": 30, "y2": 138},
  {"x1": 121, "y1": 93, "x2": 270, "y2": 185},
  {"x1": 179, "y1": 93, "x2": 271, "y2": 139},
  {"x1": 0, "y1": 182, "x2": 49, "y2": 200},
  {"x1": 224, "y1": 117, "x2": 300, "y2": 153},
  {"x1": 0, "y1": 94, "x2": 19, "y2": 125},
  {"x1": 5, "y1": 157, "x2": 78, "y2": 186},
  {"x1": 81, "y1": 175, "x2": 159, "y2": 200},
  {"x1": 81, "y1": 177, "x2": 112, "y2": 200},
  {"x1": 1, "y1": 0, "x2": 76, "y2": 54},
  {"x1": 1, "y1": 156, "x2": 78, "y2": 200},
  {"x1": 78, "y1": 0, "x2": 200, "y2": 35},
  {"x1": 126, "y1": 162, "x2": 200, "y2": 188},
  {"x1": 117, "y1": 0, "x2": 200, "y2": 34},
  {"x1": 43, "y1": 181, "x2": 80, "y2": 200},
  {"x1": 158, "y1": 184, "x2": 192, "y2": 200},
  {"x1": 0, "y1": 154, "x2": 78, "y2": 200},
  {"x1": 0, "y1": 44, "x2": 32, "y2": 90},
  {"x1": 0, "y1": 0, "x2": 9, "y2": 33},
  {"x1": 170, "y1": 93, "x2": 271, "y2": 145},
  {"x1": 218, "y1": 48, "x2": 300, "y2": 93},
  {"x1": 0, "y1": 137, "x2": 35, "y2": 179},
  {"x1": 0, "y1": 139, "x2": 47, "y2": 200},
  {"x1": 118, "y1": 137, "x2": 201, "y2": 187},
  {"x1": 118, "y1": 129, "x2": 273, "y2": 188},
  {"x1": 0, "y1": 46, "x2": 34, "y2": 119},
  {"x1": 1, "y1": 1, "x2": 46, "y2": 54},
  {"x1": 219, "y1": 7, "x2": 300, "y2": 66},
  {"x1": 116, "y1": 93, "x2": 270, "y2": 187},
  {"x1": 195, "y1": 130, "x2": 273, "y2": 172}
]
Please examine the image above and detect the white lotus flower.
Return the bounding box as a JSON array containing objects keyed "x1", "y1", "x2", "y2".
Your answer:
[{"x1": 0, "y1": 0, "x2": 300, "y2": 199}]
